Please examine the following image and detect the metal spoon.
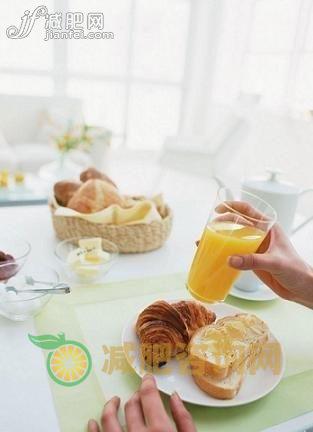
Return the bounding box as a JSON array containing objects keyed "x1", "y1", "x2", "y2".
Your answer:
[
  {"x1": 5, "y1": 283, "x2": 71, "y2": 295},
  {"x1": 25, "y1": 275, "x2": 62, "y2": 287}
]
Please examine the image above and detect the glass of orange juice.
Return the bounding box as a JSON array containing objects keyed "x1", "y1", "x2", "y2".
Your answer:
[{"x1": 187, "y1": 188, "x2": 277, "y2": 302}]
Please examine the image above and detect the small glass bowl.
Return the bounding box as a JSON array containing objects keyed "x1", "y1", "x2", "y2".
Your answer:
[
  {"x1": 55, "y1": 237, "x2": 119, "y2": 284},
  {"x1": 0, "y1": 266, "x2": 59, "y2": 321},
  {"x1": 0, "y1": 235, "x2": 31, "y2": 282}
]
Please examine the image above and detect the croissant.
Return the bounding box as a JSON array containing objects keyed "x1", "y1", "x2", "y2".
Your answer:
[
  {"x1": 136, "y1": 300, "x2": 189, "y2": 341},
  {"x1": 137, "y1": 321, "x2": 187, "y2": 368},
  {"x1": 135, "y1": 300, "x2": 216, "y2": 368},
  {"x1": 171, "y1": 300, "x2": 216, "y2": 338}
]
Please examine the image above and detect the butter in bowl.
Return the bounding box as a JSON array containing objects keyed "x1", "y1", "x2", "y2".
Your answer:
[{"x1": 55, "y1": 237, "x2": 118, "y2": 284}]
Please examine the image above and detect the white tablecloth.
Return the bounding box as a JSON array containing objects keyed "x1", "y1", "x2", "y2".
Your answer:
[{"x1": 1, "y1": 201, "x2": 313, "y2": 432}]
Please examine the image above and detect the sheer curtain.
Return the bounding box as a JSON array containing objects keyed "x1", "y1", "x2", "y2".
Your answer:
[
  {"x1": 212, "y1": 0, "x2": 313, "y2": 111},
  {"x1": 180, "y1": 0, "x2": 313, "y2": 188}
]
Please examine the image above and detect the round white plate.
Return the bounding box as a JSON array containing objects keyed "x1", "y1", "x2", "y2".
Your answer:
[
  {"x1": 230, "y1": 284, "x2": 278, "y2": 302},
  {"x1": 122, "y1": 301, "x2": 285, "y2": 407}
]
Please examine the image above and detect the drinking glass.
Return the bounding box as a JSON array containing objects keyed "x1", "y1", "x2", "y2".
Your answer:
[{"x1": 187, "y1": 188, "x2": 277, "y2": 302}]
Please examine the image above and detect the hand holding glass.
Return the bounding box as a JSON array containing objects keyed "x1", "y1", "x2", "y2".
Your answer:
[{"x1": 187, "y1": 189, "x2": 277, "y2": 302}]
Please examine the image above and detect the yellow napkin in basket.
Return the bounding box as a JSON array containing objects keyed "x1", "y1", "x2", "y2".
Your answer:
[{"x1": 53, "y1": 196, "x2": 163, "y2": 225}]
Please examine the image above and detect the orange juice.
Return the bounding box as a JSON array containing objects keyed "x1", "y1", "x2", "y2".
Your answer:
[{"x1": 187, "y1": 222, "x2": 265, "y2": 302}]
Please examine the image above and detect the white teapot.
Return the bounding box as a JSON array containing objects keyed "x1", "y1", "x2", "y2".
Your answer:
[{"x1": 242, "y1": 169, "x2": 313, "y2": 234}]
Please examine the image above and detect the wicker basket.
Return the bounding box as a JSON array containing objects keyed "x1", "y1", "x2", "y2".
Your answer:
[{"x1": 49, "y1": 201, "x2": 173, "y2": 253}]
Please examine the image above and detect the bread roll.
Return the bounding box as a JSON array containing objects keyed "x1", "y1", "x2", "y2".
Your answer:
[
  {"x1": 80, "y1": 167, "x2": 117, "y2": 188},
  {"x1": 54, "y1": 180, "x2": 82, "y2": 207},
  {"x1": 67, "y1": 179, "x2": 125, "y2": 213}
]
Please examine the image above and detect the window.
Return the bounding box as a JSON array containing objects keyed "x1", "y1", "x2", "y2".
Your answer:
[
  {"x1": 0, "y1": 0, "x2": 54, "y2": 95},
  {"x1": 0, "y1": 0, "x2": 190, "y2": 149},
  {"x1": 212, "y1": 0, "x2": 313, "y2": 111}
]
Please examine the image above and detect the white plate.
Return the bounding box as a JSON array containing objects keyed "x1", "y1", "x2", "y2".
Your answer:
[
  {"x1": 230, "y1": 284, "x2": 278, "y2": 302},
  {"x1": 122, "y1": 301, "x2": 285, "y2": 407}
]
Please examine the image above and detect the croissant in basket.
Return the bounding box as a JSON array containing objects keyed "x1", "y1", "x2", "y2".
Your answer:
[{"x1": 135, "y1": 300, "x2": 216, "y2": 368}]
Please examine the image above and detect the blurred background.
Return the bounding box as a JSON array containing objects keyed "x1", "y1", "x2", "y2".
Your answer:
[{"x1": 1, "y1": 0, "x2": 313, "y2": 204}]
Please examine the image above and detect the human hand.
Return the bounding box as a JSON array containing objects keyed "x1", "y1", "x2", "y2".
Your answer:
[
  {"x1": 87, "y1": 374, "x2": 196, "y2": 432},
  {"x1": 222, "y1": 201, "x2": 313, "y2": 308}
]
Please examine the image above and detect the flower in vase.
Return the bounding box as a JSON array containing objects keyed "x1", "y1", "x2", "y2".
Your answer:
[{"x1": 54, "y1": 124, "x2": 97, "y2": 154}]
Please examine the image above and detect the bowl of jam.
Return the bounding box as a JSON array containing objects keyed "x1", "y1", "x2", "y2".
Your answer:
[{"x1": 0, "y1": 235, "x2": 31, "y2": 281}]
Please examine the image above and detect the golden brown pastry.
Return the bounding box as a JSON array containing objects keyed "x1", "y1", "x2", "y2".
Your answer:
[
  {"x1": 136, "y1": 301, "x2": 189, "y2": 343},
  {"x1": 67, "y1": 179, "x2": 125, "y2": 213},
  {"x1": 80, "y1": 167, "x2": 117, "y2": 189},
  {"x1": 172, "y1": 300, "x2": 216, "y2": 338},
  {"x1": 136, "y1": 301, "x2": 188, "y2": 368},
  {"x1": 137, "y1": 320, "x2": 188, "y2": 367},
  {"x1": 54, "y1": 180, "x2": 82, "y2": 207},
  {"x1": 135, "y1": 300, "x2": 216, "y2": 368}
]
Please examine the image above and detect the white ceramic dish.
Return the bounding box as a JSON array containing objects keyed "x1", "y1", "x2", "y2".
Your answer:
[
  {"x1": 122, "y1": 301, "x2": 285, "y2": 407},
  {"x1": 230, "y1": 284, "x2": 278, "y2": 302}
]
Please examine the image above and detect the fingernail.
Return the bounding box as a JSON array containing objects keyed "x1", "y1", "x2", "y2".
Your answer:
[
  {"x1": 113, "y1": 396, "x2": 121, "y2": 405},
  {"x1": 88, "y1": 419, "x2": 96, "y2": 426},
  {"x1": 87, "y1": 419, "x2": 98, "y2": 431},
  {"x1": 143, "y1": 373, "x2": 155, "y2": 382},
  {"x1": 171, "y1": 391, "x2": 181, "y2": 402},
  {"x1": 105, "y1": 396, "x2": 120, "y2": 407},
  {"x1": 229, "y1": 255, "x2": 244, "y2": 268}
]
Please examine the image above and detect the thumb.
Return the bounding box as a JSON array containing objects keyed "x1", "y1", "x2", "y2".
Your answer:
[{"x1": 228, "y1": 253, "x2": 278, "y2": 272}]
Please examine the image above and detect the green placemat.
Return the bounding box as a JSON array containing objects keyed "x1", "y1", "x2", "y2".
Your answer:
[{"x1": 34, "y1": 273, "x2": 313, "y2": 432}]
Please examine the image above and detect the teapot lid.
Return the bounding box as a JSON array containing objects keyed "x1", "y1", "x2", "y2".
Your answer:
[{"x1": 243, "y1": 169, "x2": 299, "y2": 195}]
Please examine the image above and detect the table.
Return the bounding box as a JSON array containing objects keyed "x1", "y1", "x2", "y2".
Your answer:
[
  {"x1": 1, "y1": 202, "x2": 313, "y2": 432},
  {"x1": 0, "y1": 173, "x2": 48, "y2": 207}
]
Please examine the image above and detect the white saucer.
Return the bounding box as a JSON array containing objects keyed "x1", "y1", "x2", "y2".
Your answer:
[{"x1": 230, "y1": 284, "x2": 278, "y2": 302}]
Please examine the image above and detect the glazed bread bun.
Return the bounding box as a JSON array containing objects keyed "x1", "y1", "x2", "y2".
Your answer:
[
  {"x1": 190, "y1": 314, "x2": 269, "y2": 380},
  {"x1": 80, "y1": 167, "x2": 117, "y2": 189},
  {"x1": 189, "y1": 314, "x2": 269, "y2": 399},
  {"x1": 54, "y1": 180, "x2": 82, "y2": 207},
  {"x1": 67, "y1": 179, "x2": 125, "y2": 213}
]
